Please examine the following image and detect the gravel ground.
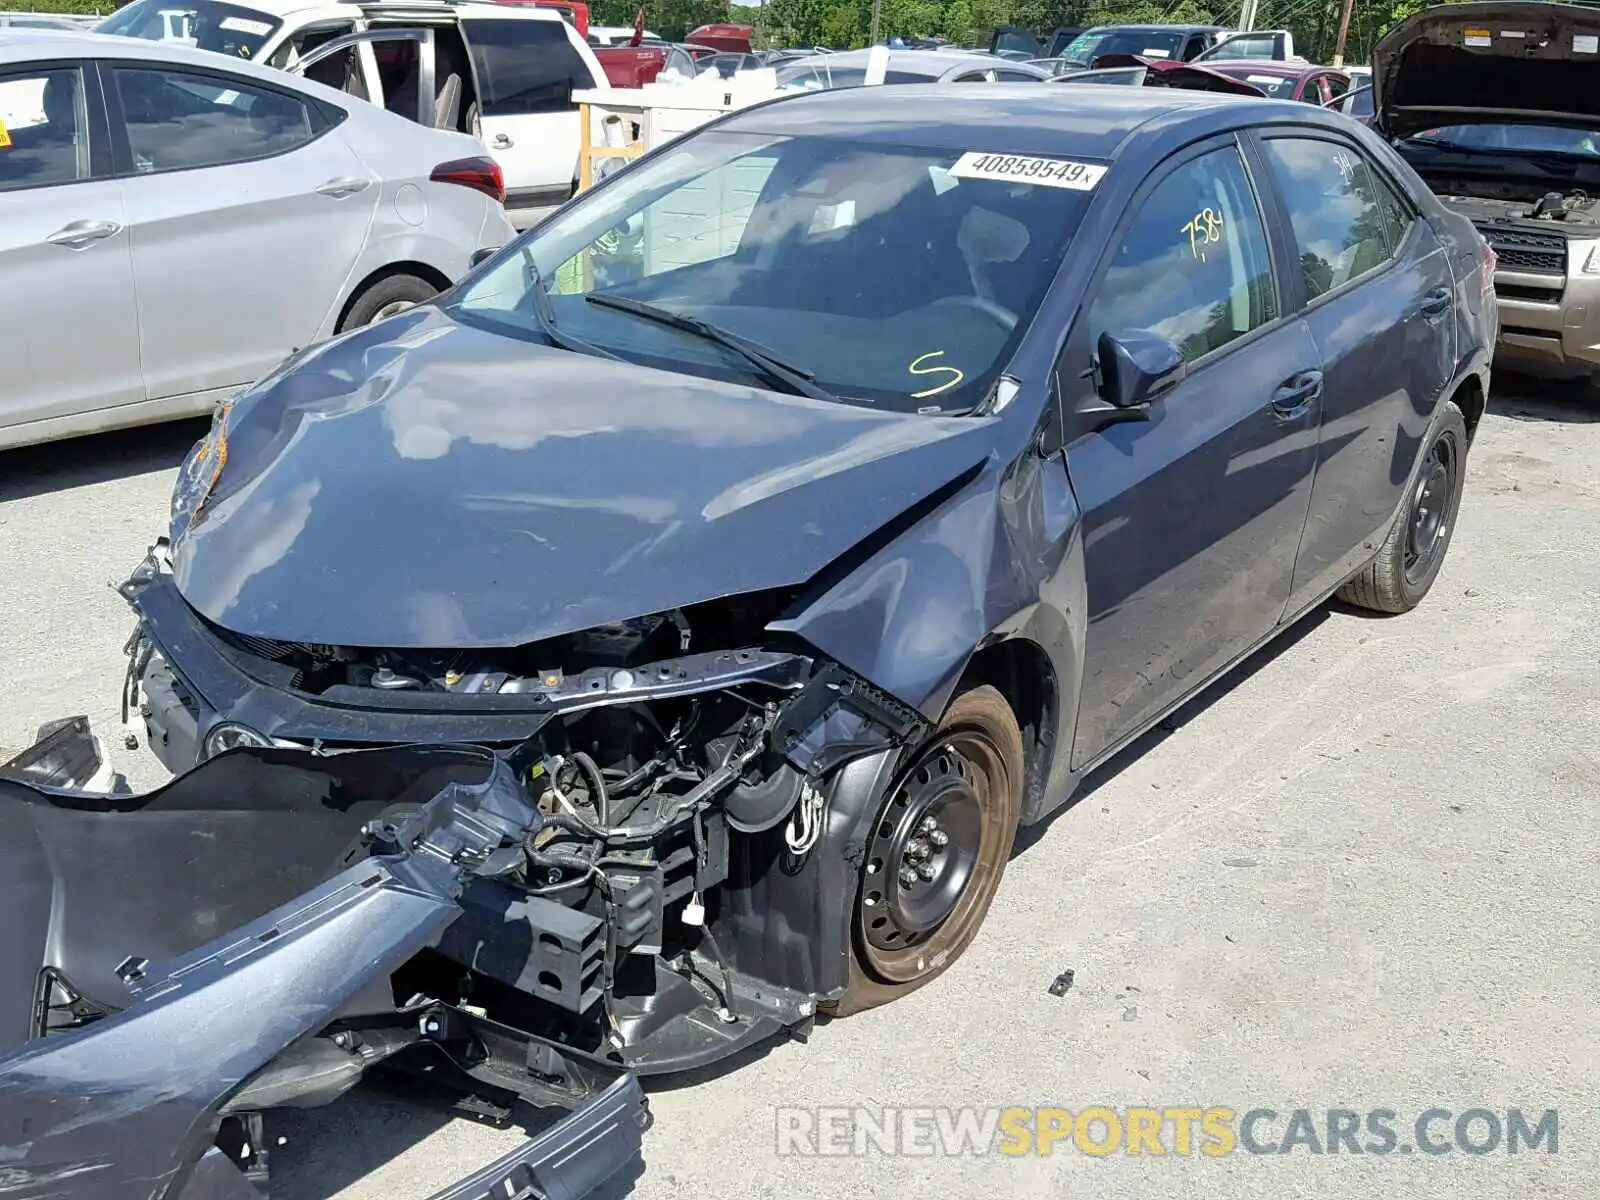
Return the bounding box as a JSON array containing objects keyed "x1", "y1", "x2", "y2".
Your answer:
[{"x1": 1, "y1": 375, "x2": 1596, "y2": 1198}]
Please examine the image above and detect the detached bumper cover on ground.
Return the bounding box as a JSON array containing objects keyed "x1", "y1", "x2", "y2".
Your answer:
[{"x1": 0, "y1": 731, "x2": 648, "y2": 1200}]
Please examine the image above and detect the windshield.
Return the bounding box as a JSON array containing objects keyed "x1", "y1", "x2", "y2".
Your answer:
[
  {"x1": 97, "y1": 0, "x2": 281, "y2": 59},
  {"x1": 1409, "y1": 123, "x2": 1600, "y2": 158},
  {"x1": 1061, "y1": 28, "x2": 1182, "y2": 66},
  {"x1": 1213, "y1": 67, "x2": 1296, "y2": 98},
  {"x1": 453, "y1": 131, "x2": 1094, "y2": 413},
  {"x1": 773, "y1": 61, "x2": 932, "y2": 89}
]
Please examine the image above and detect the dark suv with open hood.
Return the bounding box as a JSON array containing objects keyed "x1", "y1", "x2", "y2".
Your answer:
[{"x1": 1377, "y1": 1, "x2": 1600, "y2": 379}]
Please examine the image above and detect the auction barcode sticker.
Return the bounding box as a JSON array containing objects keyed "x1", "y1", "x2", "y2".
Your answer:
[{"x1": 949, "y1": 152, "x2": 1107, "y2": 190}]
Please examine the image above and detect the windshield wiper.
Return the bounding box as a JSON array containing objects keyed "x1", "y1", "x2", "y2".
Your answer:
[
  {"x1": 584, "y1": 293, "x2": 842, "y2": 403},
  {"x1": 520, "y1": 248, "x2": 621, "y2": 361}
]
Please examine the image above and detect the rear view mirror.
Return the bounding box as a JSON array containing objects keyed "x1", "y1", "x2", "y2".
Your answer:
[
  {"x1": 470, "y1": 247, "x2": 497, "y2": 268},
  {"x1": 1096, "y1": 329, "x2": 1185, "y2": 409}
]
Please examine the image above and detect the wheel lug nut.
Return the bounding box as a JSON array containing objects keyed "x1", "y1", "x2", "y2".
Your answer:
[
  {"x1": 919, "y1": 817, "x2": 937, "y2": 834},
  {"x1": 929, "y1": 830, "x2": 948, "y2": 848},
  {"x1": 898, "y1": 867, "x2": 919, "y2": 887},
  {"x1": 917, "y1": 863, "x2": 936, "y2": 881},
  {"x1": 908, "y1": 838, "x2": 929, "y2": 859}
]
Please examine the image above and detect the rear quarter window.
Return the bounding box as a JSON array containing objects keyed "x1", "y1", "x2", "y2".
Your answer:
[{"x1": 463, "y1": 18, "x2": 596, "y2": 115}]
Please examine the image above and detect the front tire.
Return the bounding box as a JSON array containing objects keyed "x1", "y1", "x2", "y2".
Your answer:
[
  {"x1": 833, "y1": 684, "x2": 1024, "y2": 1016},
  {"x1": 337, "y1": 274, "x2": 439, "y2": 333},
  {"x1": 1338, "y1": 399, "x2": 1468, "y2": 614}
]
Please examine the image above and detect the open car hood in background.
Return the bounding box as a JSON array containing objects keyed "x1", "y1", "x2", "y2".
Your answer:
[
  {"x1": 1088, "y1": 54, "x2": 1268, "y2": 94},
  {"x1": 1373, "y1": 1, "x2": 1600, "y2": 138}
]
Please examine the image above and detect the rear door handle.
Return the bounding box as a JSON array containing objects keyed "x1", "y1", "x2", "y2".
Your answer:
[
  {"x1": 45, "y1": 220, "x2": 121, "y2": 249},
  {"x1": 315, "y1": 176, "x2": 371, "y2": 198},
  {"x1": 1419, "y1": 286, "x2": 1453, "y2": 318},
  {"x1": 1270, "y1": 369, "x2": 1324, "y2": 417}
]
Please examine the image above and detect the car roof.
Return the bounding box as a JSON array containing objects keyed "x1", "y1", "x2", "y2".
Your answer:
[
  {"x1": 791, "y1": 47, "x2": 1023, "y2": 74},
  {"x1": 723, "y1": 82, "x2": 1276, "y2": 157},
  {"x1": 152, "y1": 0, "x2": 569, "y2": 21},
  {"x1": 0, "y1": 25, "x2": 343, "y2": 73},
  {"x1": 1083, "y1": 23, "x2": 1225, "y2": 32}
]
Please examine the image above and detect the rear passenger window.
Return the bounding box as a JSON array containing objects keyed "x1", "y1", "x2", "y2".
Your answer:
[
  {"x1": 464, "y1": 19, "x2": 595, "y2": 115},
  {"x1": 0, "y1": 67, "x2": 87, "y2": 193},
  {"x1": 1372, "y1": 171, "x2": 1414, "y2": 254},
  {"x1": 1088, "y1": 145, "x2": 1278, "y2": 365},
  {"x1": 111, "y1": 66, "x2": 317, "y2": 173},
  {"x1": 1260, "y1": 136, "x2": 1392, "y2": 300}
]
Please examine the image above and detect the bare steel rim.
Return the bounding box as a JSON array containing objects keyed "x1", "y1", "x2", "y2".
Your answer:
[
  {"x1": 857, "y1": 725, "x2": 1017, "y2": 985},
  {"x1": 370, "y1": 299, "x2": 418, "y2": 323},
  {"x1": 1404, "y1": 427, "x2": 1461, "y2": 587}
]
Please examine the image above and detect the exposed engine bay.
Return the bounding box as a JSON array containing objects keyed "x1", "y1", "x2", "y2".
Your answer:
[
  {"x1": 222, "y1": 599, "x2": 780, "y2": 699},
  {"x1": 116, "y1": 542, "x2": 933, "y2": 1074},
  {"x1": 1436, "y1": 185, "x2": 1600, "y2": 228},
  {"x1": 0, "y1": 631, "x2": 926, "y2": 1197}
]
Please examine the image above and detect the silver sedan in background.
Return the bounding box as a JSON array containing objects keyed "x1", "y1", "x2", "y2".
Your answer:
[
  {"x1": 774, "y1": 48, "x2": 1053, "y2": 89},
  {"x1": 0, "y1": 29, "x2": 516, "y2": 451}
]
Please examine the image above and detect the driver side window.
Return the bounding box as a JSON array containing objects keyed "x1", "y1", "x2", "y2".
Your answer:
[{"x1": 1087, "y1": 144, "x2": 1277, "y2": 366}]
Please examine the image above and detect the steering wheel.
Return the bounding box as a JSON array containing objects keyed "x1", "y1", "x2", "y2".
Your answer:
[{"x1": 929, "y1": 294, "x2": 1018, "y2": 332}]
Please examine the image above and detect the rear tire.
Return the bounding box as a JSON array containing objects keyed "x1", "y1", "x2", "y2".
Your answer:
[
  {"x1": 1337, "y1": 399, "x2": 1468, "y2": 614},
  {"x1": 831, "y1": 684, "x2": 1024, "y2": 1017},
  {"x1": 337, "y1": 274, "x2": 438, "y2": 333}
]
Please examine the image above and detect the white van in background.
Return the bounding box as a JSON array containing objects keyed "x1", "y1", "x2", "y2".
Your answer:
[{"x1": 98, "y1": 0, "x2": 606, "y2": 219}]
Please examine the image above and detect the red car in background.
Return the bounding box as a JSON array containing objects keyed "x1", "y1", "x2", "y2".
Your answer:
[
  {"x1": 1063, "y1": 54, "x2": 1274, "y2": 95},
  {"x1": 593, "y1": 42, "x2": 697, "y2": 86},
  {"x1": 1202, "y1": 61, "x2": 1351, "y2": 105},
  {"x1": 685, "y1": 22, "x2": 758, "y2": 52},
  {"x1": 495, "y1": 0, "x2": 589, "y2": 37}
]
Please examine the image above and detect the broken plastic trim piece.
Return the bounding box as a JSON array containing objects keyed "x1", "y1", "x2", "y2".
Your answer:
[
  {"x1": 422, "y1": 1074, "x2": 648, "y2": 1200},
  {"x1": 0, "y1": 748, "x2": 647, "y2": 1200},
  {"x1": 0, "y1": 715, "x2": 110, "y2": 791}
]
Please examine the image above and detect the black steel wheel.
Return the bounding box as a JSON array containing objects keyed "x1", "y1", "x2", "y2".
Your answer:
[
  {"x1": 1337, "y1": 399, "x2": 1468, "y2": 614},
  {"x1": 835, "y1": 684, "x2": 1023, "y2": 1014},
  {"x1": 1403, "y1": 434, "x2": 1457, "y2": 587}
]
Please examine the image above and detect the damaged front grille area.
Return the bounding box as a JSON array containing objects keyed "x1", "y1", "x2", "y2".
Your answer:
[
  {"x1": 206, "y1": 593, "x2": 801, "y2": 704},
  {"x1": 403, "y1": 655, "x2": 925, "y2": 1044},
  {"x1": 117, "y1": 542, "x2": 934, "y2": 1077}
]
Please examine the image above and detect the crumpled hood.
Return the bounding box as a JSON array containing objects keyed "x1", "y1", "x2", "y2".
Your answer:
[
  {"x1": 1089, "y1": 54, "x2": 1268, "y2": 95},
  {"x1": 1373, "y1": 1, "x2": 1600, "y2": 139},
  {"x1": 169, "y1": 306, "x2": 996, "y2": 649}
]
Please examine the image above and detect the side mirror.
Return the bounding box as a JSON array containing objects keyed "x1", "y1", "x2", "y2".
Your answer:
[
  {"x1": 470, "y1": 247, "x2": 498, "y2": 268},
  {"x1": 1096, "y1": 329, "x2": 1185, "y2": 410}
]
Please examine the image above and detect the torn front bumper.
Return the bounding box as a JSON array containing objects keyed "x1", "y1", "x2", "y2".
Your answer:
[{"x1": 0, "y1": 729, "x2": 648, "y2": 1200}]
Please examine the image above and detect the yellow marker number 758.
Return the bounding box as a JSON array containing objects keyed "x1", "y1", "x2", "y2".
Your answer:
[{"x1": 1182, "y1": 207, "x2": 1224, "y2": 262}]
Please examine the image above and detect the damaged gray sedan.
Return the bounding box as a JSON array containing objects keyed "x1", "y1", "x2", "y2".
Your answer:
[{"x1": 109, "y1": 78, "x2": 1489, "y2": 1119}]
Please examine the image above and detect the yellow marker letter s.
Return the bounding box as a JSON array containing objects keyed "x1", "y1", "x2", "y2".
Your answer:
[{"x1": 908, "y1": 351, "x2": 965, "y2": 400}]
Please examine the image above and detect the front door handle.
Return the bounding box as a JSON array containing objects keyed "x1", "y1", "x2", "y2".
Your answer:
[
  {"x1": 45, "y1": 219, "x2": 121, "y2": 249},
  {"x1": 1270, "y1": 369, "x2": 1324, "y2": 417},
  {"x1": 315, "y1": 176, "x2": 371, "y2": 198},
  {"x1": 1418, "y1": 286, "x2": 1453, "y2": 319},
  {"x1": 490, "y1": 133, "x2": 513, "y2": 149}
]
